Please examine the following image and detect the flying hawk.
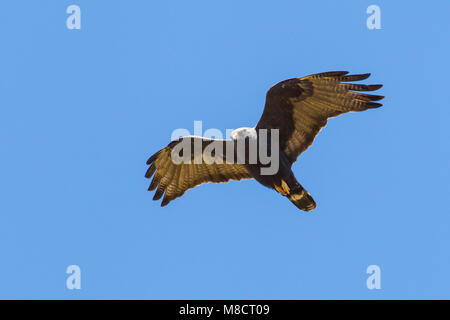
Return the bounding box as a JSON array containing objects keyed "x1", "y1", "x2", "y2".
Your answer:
[{"x1": 145, "y1": 71, "x2": 383, "y2": 211}]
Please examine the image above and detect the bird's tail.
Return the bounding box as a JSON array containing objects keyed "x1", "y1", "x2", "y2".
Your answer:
[{"x1": 288, "y1": 187, "x2": 316, "y2": 212}]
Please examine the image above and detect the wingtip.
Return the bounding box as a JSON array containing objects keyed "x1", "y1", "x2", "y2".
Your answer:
[
  {"x1": 145, "y1": 164, "x2": 156, "y2": 179},
  {"x1": 342, "y1": 73, "x2": 371, "y2": 81},
  {"x1": 146, "y1": 151, "x2": 159, "y2": 165},
  {"x1": 332, "y1": 71, "x2": 350, "y2": 76},
  {"x1": 148, "y1": 177, "x2": 159, "y2": 191},
  {"x1": 368, "y1": 84, "x2": 383, "y2": 91},
  {"x1": 366, "y1": 102, "x2": 383, "y2": 108},
  {"x1": 153, "y1": 191, "x2": 164, "y2": 201}
]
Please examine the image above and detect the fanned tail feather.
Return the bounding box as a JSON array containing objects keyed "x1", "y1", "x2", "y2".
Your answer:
[{"x1": 288, "y1": 188, "x2": 316, "y2": 212}]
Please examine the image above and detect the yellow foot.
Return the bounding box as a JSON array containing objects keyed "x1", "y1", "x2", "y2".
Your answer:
[
  {"x1": 274, "y1": 185, "x2": 287, "y2": 196},
  {"x1": 281, "y1": 180, "x2": 290, "y2": 195},
  {"x1": 275, "y1": 180, "x2": 290, "y2": 196}
]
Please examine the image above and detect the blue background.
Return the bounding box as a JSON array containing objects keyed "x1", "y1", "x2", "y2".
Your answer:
[{"x1": 1, "y1": 1, "x2": 449, "y2": 299}]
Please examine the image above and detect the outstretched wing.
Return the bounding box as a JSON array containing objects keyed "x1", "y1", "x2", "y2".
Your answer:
[
  {"x1": 256, "y1": 71, "x2": 384, "y2": 164},
  {"x1": 145, "y1": 136, "x2": 252, "y2": 206}
]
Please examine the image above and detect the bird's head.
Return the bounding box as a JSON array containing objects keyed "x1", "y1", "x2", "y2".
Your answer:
[{"x1": 230, "y1": 127, "x2": 257, "y2": 141}]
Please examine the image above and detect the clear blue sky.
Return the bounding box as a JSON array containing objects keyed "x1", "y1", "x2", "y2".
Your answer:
[{"x1": 1, "y1": 1, "x2": 449, "y2": 299}]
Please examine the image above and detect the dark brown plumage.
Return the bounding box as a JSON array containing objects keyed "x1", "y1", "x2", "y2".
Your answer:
[
  {"x1": 145, "y1": 71, "x2": 384, "y2": 210},
  {"x1": 257, "y1": 71, "x2": 383, "y2": 164},
  {"x1": 146, "y1": 138, "x2": 252, "y2": 206}
]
